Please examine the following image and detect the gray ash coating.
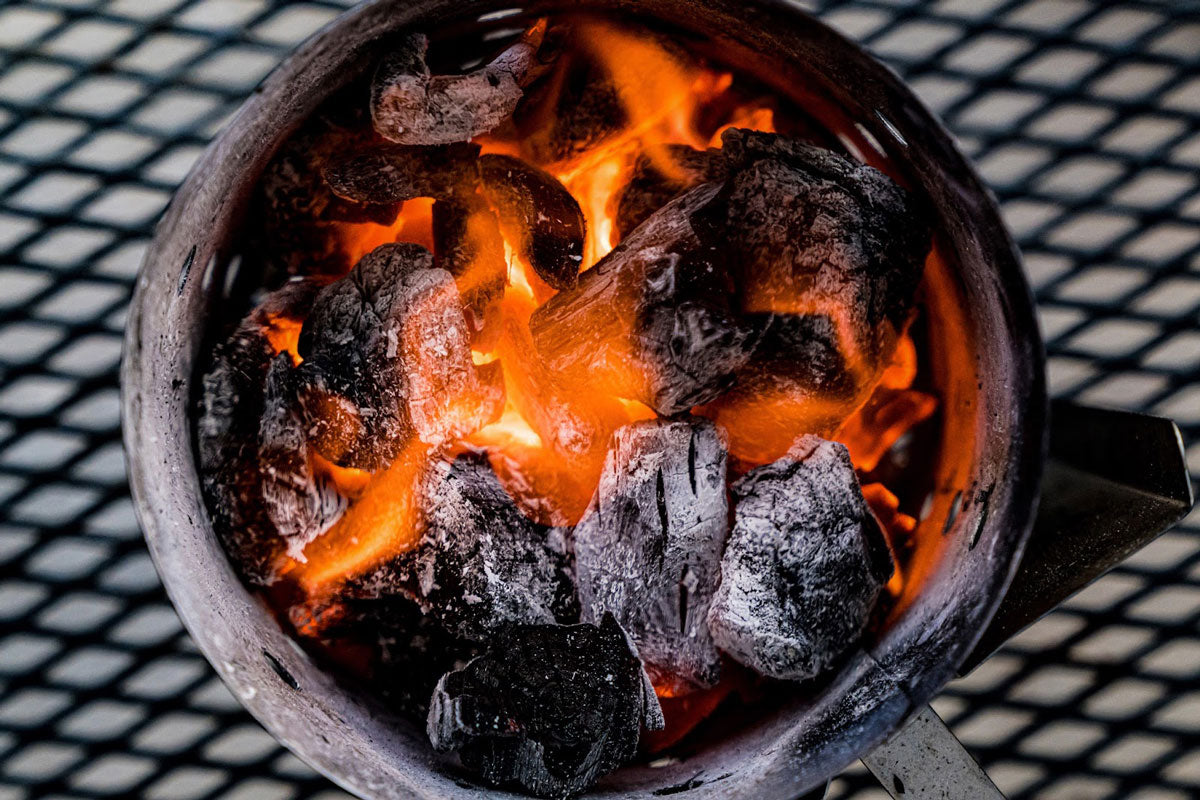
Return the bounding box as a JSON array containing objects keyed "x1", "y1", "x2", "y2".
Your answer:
[
  {"x1": 297, "y1": 242, "x2": 502, "y2": 471},
  {"x1": 355, "y1": 453, "x2": 578, "y2": 642},
  {"x1": 707, "y1": 435, "x2": 894, "y2": 681},
  {"x1": 428, "y1": 614, "x2": 663, "y2": 799},
  {"x1": 197, "y1": 281, "x2": 323, "y2": 585},
  {"x1": 529, "y1": 183, "x2": 757, "y2": 416},
  {"x1": 371, "y1": 31, "x2": 539, "y2": 146},
  {"x1": 574, "y1": 419, "x2": 728, "y2": 693}
]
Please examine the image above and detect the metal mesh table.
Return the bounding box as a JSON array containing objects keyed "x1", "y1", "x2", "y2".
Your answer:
[{"x1": 0, "y1": 1, "x2": 1196, "y2": 798}]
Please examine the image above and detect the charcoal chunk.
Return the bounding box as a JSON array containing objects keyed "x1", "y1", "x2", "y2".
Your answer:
[
  {"x1": 575, "y1": 419, "x2": 728, "y2": 693},
  {"x1": 356, "y1": 453, "x2": 578, "y2": 641},
  {"x1": 298, "y1": 243, "x2": 503, "y2": 470},
  {"x1": 717, "y1": 128, "x2": 930, "y2": 343},
  {"x1": 432, "y1": 192, "x2": 507, "y2": 326},
  {"x1": 254, "y1": 112, "x2": 401, "y2": 277},
  {"x1": 479, "y1": 154, "x2": 586, "y2": 290},
  {"x1": 372, "y1": 29, "x2": 540, "y2": 145},
  {"x1": 259, "y1": 355, "x2": 346, "y2": 560},
  {"x1": 530, "y1": 183, "x2": 757, "y2": 415},
  {"x1": 323, "y1": 142, "x2": 481, "y2": 205},
  {"x1": 613, "y1": 145, "x2": 725, "y2": 242},
  {"x1": 198, "y1": 281, "x2": 322, "y2": 585},
  {"x1": 428, "y1": 614, "x2": 664, "y2": 798},
  {"x1": 707, "y1": 435, "x2": 894, "y2": 681}
]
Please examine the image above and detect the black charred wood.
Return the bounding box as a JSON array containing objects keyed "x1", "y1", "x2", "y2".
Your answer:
[
  {"x1": 529, "y1": 183, "x2": 757, "y2": 415},
  {"x1": 298, "y1": 243, "x2": 503, "y2": 470},
  {"x1": 197, "y1": 281, "x2": 321, "y2": 585},
  {"x1": 259, "y1": 355, "x2": 346, "y2": 560},
  {"x1": 574, "y1": 419, "x2": 728, "y2": 693},
  {"x1": 479, "y1": 154, "x2": 586, "y2": 290},
  {"x1": 707, "y1": 435, "x2": 894, "y2": 681},
  {"x1": 428, "y1": 614, "x2": 664, "y2": 798},
  {"x1": 432, "y1": 192, "x2": 507, "y2": 326},
  {"x1": 323, "y1": 142, "x2": 481, "y2": 205},
  {"x1": 372, "y1": 29, "x2": 541, "y2": 146},
  {"x1": 716, "y1": 128, "x2": 929, "y2": 343},
  {"x1": 613, "y1": 145, "x2": 726, "y2": 242},
  {"x1": 356, "y1": 452, "x2": 578, "y2": 642}
]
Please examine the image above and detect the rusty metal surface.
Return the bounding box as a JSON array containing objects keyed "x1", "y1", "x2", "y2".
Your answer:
[{"x1": 0, "y1": 1, "x2": 1197, "y2": 799}]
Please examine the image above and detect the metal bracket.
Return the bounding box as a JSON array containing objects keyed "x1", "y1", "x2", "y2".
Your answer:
[{"x1": 863, "y1": 706, "x2": 1005, "y2": 799}]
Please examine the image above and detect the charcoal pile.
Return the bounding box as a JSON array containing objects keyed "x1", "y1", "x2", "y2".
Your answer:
[{"x1": 201, "y1": 16, "x2": 936, "y2": 799}]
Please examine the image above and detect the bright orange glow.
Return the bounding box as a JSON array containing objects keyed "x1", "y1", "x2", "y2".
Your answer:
[
  {"x1": 862, "y1": 482, "x2": 917, "y2": 596},
  {"x1": 261, "y1": 312, "x2": 304, "y2": 365}
]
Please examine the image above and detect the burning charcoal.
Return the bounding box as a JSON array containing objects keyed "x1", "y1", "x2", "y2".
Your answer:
[
  {"x1": 707, "y1": 435, "x2": 894, "y2": 681},
  {"x1": 574, "y1": 419, "x2": 728, "y2": 693},
  {"x1": 299, "y1": 243, "x2": 503, "y2": 470},
  {"x1": 323, "y1": 142, "x2": 481, "y2": 205},
  {"x1": 255, "y1": 112, "x2": 402, "y2": 277},
  {"x1": 613, "y1": 145, "x2": 726, "y2": 241},
  {"x1": 716, "y1": 128, "x2": 930, "y2": 346},
  {"x1": 356, "y1": 452, "x2": 578, "y2": 641},
  {"x1": 198, "y1": 281, "x2": 321, "y2": 585},
  {"x1": 530, "y1": 183, "x2": 757, "y2": 416},
  {"x1": 372, "y1": 28, "x2": 542, "y2": 146},
  {"x1": 428, "y1": 614, "x2": 664, "y2": 798},
  {"x1": 479, "y1": 154, "x2": 586, "y2": 290},
  {"x1": 259, "y1": 355, "x2": 346, "y2": 560},
  {"x1": 432, "y1": 193, "x2": 507, "y2": 325}
]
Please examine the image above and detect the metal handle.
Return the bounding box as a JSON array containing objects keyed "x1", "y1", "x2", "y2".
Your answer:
[
  {"x1": 863, "y1": 706, "x2": 1005, "y2": 799},
  {"x1": 960, "y1": 400, "x2": 1194, "y2": 674}
]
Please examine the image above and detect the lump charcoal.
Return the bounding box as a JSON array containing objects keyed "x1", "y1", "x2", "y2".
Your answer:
[
  {"x1": 574, "y1": 419, "x2": 728, "y2": 693},
  {"x1": 255, "y1": 113, "x2": 402, "y2": 277},
  {"x1": 613, "y1": 145, "x2": 726, "y2": 242},
  {"x1": 372, "y1": 28, "x2": 541, "y2": 145},
  {"x1": 432, "y1": 193, "x2": 507, "y2": 327},
  {"x1": 355, "y1": 452, "x2": 578, "y2": 641},
  {"x1": 515, "y1": 42, "x2": 627, "y2": 165},
  {"x1": 707, "y1": 435, "x2": 894, "y2": 681},
  {"x1": 529, "y1": 182, "x2": 757, "y2": 416},
  {"x1": 715, "y1": 128, "x2": 930, "y2": 348},
  {"x1": 298, "y1": 243, "x2": 503, "y2": 470},
  {"x1": 198, "y1": 281, "x2": 321, "y2": 585},
  {"x1": 479, "y1": 154, "x2": 586, "y2": 290},
  {"x1": 259, "y1": 355, "x2": 346, "y2": 560},
  {"x1": 323, "y1": 142, "x2": 481, "y2": 205},
  {"x1": 428, "y1": 614, "x2": 664, "y2": 798}
]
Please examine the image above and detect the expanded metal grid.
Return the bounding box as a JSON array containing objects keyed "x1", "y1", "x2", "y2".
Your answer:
[{"x1": 0, "y1": 1, "x2": 1195, "y2": 799}]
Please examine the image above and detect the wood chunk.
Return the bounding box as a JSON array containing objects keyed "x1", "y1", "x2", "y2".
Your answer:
[
  {"x1": 575, "y1": 419, "x2": 728, "y2": 693},
  {"x1": 432, "y1": 192, "x2": 507, "y2": 328},
  {"x1": 707, "y1": 436, "x2": 894, "y2": 681},
  {"x1": 197, "y1": 281, "x2": 321, "y2": 585},
  {"x1": 323, "y1": 142, "x2": 481, "y2": 205},
  {"x1": 255, "y1": 113, "x2": 401, "y2": 277},
  {"x1": 372, "y1": 30, "x2": 540, "y2": 145},
  {"x1": 299, "y1": 243, "x2": 503, "y2": 470},
  {"x1": 428, "y1": 614, "x2": 664, "y2": 798},
  {"x1": 613, "y1": 145, "x2": 725, "y2": 242},
  {"x1": 259, "y1": 355, "x2": 346, "y2": 560},
  {"x1": 529, "y1": 183, "x2": 757, "y2": 416},
  {"x1": 479, "y1": 154, "x2": 586, "y2": 290},
  {"x1": 717, "y1": 128, "x2": 930, "y2": 344}
]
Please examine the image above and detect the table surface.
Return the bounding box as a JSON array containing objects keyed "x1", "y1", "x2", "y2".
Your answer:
[{"x1": 0, "y1": 1, "x2": 1196, "y2": 798}]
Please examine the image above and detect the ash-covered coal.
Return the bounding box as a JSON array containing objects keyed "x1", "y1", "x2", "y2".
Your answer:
[
  {"x1": 428, "y1": 614, "x2": 663, "y2": 799},
  {"x1": 707, "y1": 435, "x2": 894, "y2": 681},
  {"x1": 372, "y1": 28, "x2": 542, "y2": 146},
  {"x1": 575, "y1": 419, "x2": 727, "y2": 693},
  {"x1": 479, "y1": 154, "x2": 586, "y2": 291},
  {"x1": 297, "y1": 242, "x2": 503, "y2": 470},
  {"x1": 529, "y1": 183, "x2": 757, "y2": 416},
  {"x1": 355, "y1": 453, "x2": 578, "y2": 641},
  {"x1": 198, "y1": 280, "x2": 321, "y2": 585},
  {"x1": 613, "y1": 144, "x2": 726, "y2": 241},
  {"x1": 259, "y1": 355, "x2": 346, "y2": 560}
]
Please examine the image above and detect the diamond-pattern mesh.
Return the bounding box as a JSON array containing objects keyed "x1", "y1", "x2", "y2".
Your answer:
[{"x1": 0, "y1": 1, "x2": 1195, "y2": 798}]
